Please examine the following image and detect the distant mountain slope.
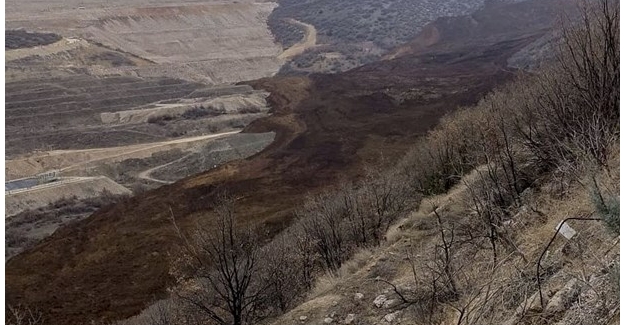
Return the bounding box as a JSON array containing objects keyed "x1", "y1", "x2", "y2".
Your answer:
[
  {"x1": 6, "y1": 1, "x2": 565, "y2": 324},
  {"x1": 386, "y1": 0, "x2": 573, "y2": 59},
  {"x1": 270, "y1": 0, "x2": 484, "y2": 50},
  {"x1": 269, "y1": 0, "x2": 485, "y2": 73}
]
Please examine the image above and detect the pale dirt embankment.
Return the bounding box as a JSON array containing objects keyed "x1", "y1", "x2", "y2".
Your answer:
[
  {"x1": 136, "y1": 153, "x2": 194, "y2": 184},
  {"x1": 100, "y1": 91, "x2": 270, "y2": 125},
  {"x1": 6, "y1": 131, "x2": 240, "y2": 180},
  {"x1": 6, "y1": 0, "x2": 284, "y2": 83},
  {"x1": 5, "y1": 37, "x2": 87, "y2": 62},
  {"x1": 5, "y1": 176, "x2": 132, "y2": 217}
]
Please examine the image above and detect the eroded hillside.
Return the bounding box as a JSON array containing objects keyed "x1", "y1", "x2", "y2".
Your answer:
[
  {"x1": 6, "y1": 0, "x2": 283, "y2": 83},
  {"x1": 4, "y1": 0, "x2": 286, "y2": 271},
  {"x1": 269, "y1": 0, "x2": 485, "y2": 73},
  {"x1": 4, "y1": 1, "x2": 573, "y2": 324}
]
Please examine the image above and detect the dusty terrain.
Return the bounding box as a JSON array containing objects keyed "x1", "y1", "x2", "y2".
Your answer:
[
  {"x1": 6, "y1": 0, "x2": 283, "y2": 84},
  {"x1": 267, "y1": 163, "x2": 619, "y2": 325},
  {"x1": 4, "y1": 1, "x2": 570, "y2": 324},
  {"x1": 5, "y1": 176, "x2": 132, "y2": 217},
  {"x1": 4, "y1": 0, "x2": 284, "y2": 280},
  {"x1": 7, "y1": 131, "x2": 240, "y2": 179}
]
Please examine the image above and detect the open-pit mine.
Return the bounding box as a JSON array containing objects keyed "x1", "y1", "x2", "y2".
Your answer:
[
  {"x1": 5, "y1": 0, "x2": 580, "y2": 324},
  {"x1": 5, "y1": 0, "x2": 292, "y2": 259}
]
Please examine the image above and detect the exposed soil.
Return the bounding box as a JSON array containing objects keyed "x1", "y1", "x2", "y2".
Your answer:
[
  {"x1": 6, "y1": 0, "x2": 283, "y2": 84},
  {"x1": 6, "y1": 131, "x2": 240, "y2": 180},
  {"x1": 5, "y1": 176, "x2": 132, "y2": 217},
  {"x1": 149, "y1": 132, "x2": 276, "y2": 182},
  {"x1": 5, "y1": 1, "x2": 565, "y2": 324}
]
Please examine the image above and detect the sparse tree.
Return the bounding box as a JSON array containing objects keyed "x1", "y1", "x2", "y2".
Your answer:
[
  {"x1": 145, "y1": 300, "x2": 174, "y2": 325},
  {"x1": 298, "y1": 193, "x2": 348, "y2": 272},
  {"x1": 360, "y1": 168, "x2": 413, "y2": 244},
  {"x1": 172, "y1": 197, "x2": 266, "y2": 325},
  {"x1": 291, "y1": 225, "x2": 318, "y2": 290},
  {"x1": 259, "y1": 231, "x2": 309, "y2": 314},
  {"x1": 513, "y1": 0, "x2": 619, "y2": 171}
]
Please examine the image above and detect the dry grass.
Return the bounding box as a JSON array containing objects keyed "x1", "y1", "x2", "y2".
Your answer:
[
  {"x1": 276, "y1": 139, "x2": 619, "y2": 324},
  {"x1": 308, "y1": 248, "x2": 374, "y2": 299}
]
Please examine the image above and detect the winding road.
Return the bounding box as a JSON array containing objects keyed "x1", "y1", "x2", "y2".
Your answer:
[
  {"x1": 278, "y1": 19, "x2": 317, "y2": 60},
  {"x1": 137, "y1": 152, "x2": 195, "y2": 184}
]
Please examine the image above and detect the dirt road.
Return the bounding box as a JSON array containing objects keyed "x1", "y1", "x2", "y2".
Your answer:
[
  {"x1": 278, "y1": 19, "x2": 317, "y2": 60},
  {"x1": 6, "y1": 131, "x2": 241, "y2": 179},
  {"x1": 59, "y1": 130, "x2": 241, "y2": 172},
  {"x1": 137, "y1": 152, "x2": 195, "y2": 184},
  {"x1": 5, "y1": 37, "x2": 88, "y2": 62}
]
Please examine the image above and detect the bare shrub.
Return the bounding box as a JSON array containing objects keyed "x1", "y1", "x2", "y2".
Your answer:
[
  {"x1": 297, "y1": 192, "x2": 350, "y2": 272},
  {"x1": 172, "y1": 197, "x2": 265, "y2": 325},
  {"x1": 380, "y1": 209, "x2": 533, "y2": 325},
  {"x1": 258, "y1": 231, "x2": 309, "y2": 314},
  {"x1": 513, "y1": 0, "x2": 619, "y2": 170},
  {"x1": 114, "y1": 300, "x2": 174, "y2": 325},
  {"x1": 590, "y1": 183, "x2": 620, "y2": 234},
  {"x1": 358, "y1": 168, "x2": 414, "y2": 244},
  {"x1": 6, "y1": 305, "x2": 44, "y2": 325}
]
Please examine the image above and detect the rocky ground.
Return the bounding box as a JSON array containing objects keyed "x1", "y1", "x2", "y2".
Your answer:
[
  {"x1": 266, "y1": 164, "x2": 619, "y2": 325},
  {"x1": 150, "y1": 132, "x2": 275, "y2": 182}
]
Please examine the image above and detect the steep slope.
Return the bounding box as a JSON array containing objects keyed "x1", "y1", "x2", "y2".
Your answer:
[
  {"x1": 5, "y1": 1, "x2": 565, "y2": 324},
  {"x1": 386, "y1": 0, "x2": 574, "y2": 59},
  {"x1": 269, "y1": 0, "x2": 485, "y2": 73},
  {"x1": 267, "y1": 160, "x2": 619, "y2": 325}
]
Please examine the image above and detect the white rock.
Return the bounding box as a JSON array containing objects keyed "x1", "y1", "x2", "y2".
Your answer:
[
  {"x1": 384, "y1": 311, "x2": 401, "y2": 323},
  {"x1": 299, "y1": 316, "x2": 308, "y2": 322},
  {"x1": 354, "y1": 292, "x2": 364, "y2": 300},
  {"x1": 545, "y1": 278, "x2": 582, "y2": 314},
  {"x1": 373, "y1": 294, "x2": 387, "y2": 308},
  {"x1": 344, "y1": 314, "x2": 356, "y2": 324},
  {"x1": 323, "y1": 317, "x2": 334, "y2": 324},
  {"x1": 383, "y1": 299, "x2": 396, "y2": 309},
  {"x1": 515, "y1": 291, "x2": 542, "y2": 314}
]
